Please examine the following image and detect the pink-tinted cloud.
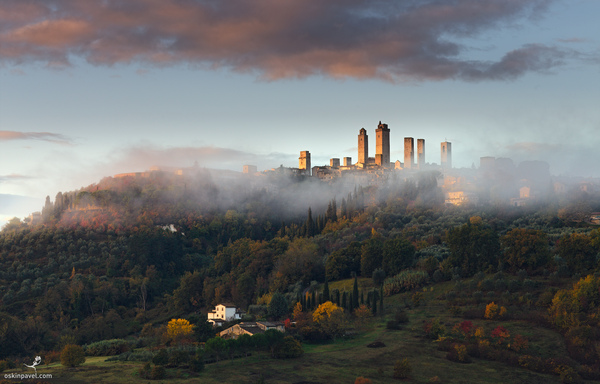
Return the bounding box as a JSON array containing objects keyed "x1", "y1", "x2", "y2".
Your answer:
[
  {"x1": 0, "y1": 131, "x2": 71, "y2": 144},
  {"x1": 0, "y1": 0, "x2": 575, "y2": 82}
]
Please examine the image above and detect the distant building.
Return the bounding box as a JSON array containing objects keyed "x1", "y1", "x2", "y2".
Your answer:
[
  {"x1": 375, "y1": 122, "x2": 390, "y2": 166},
  {"x1": 299, "y1": 151, "x2": 311, "y2": 176},
  {"x1": 358, "y1": 128, "x2": 368, "y2": 164},
  {"x1": 343, "y1": 157, "x2": 352, "y2": 167},
  {"x1": 243, "y1": 165, "x2": 257, "y2": 174},
  {"x1": 417, "y1": 139, "x2": 425, "y2": 169},
  {"x1": 330, "y1": 158, "x2": 340, "y2": 168},
  {"x1": 219, "y1": 321, "x2": 285, "y2": 339},
  {"x1": 404, "y1": 137, "x2": 414, "y2": 169},
  {"x1": 441, "y1": 141, "x2": 452, "y2": 169},
  {"x1": 207, "y1": 303, "x2": 245, "y2": 327}
]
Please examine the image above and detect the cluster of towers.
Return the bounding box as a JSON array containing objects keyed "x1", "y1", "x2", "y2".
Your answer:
[
  {"x1": 357, "y1": 121, "x2": 452, "y2": 169},
  {"x1": 296, "y1": 121, "x2": 452, "y2": 176}
]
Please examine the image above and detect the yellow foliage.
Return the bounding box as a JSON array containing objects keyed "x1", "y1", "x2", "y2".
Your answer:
[
  {"x1": 469, "y1": 216, "x2": 482, "y2": 225},
  {"x1": 499, "y1": 306, "x2": 507, "y2": 318},
  {"x1": 484, "y1": 302, "x2": 498, "y2": 319},
  {"x1": 312, "y1": 301, "x2": 343, "y2": 323},
  {"x1": 474, "y1": 327, "x2": 485, "y2": 339},
  {"x1": 257, "y1": 292, "x2": 273, "y2": 306},
  {"x1": 292, "y1": 302, "x2": 303, "y2": 320},
  {"x1": 166, "y1": 318, "x2": 194, "y2": 340}
]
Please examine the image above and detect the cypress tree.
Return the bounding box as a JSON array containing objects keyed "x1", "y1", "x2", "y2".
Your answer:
[
  {"x1": 372, "y1": 295, "x2": 378, "y2": 315},
  {"x1": 380, "y1": 285, "x2": 384, "y2": 315},
  {"x1": 348, "y1": 293, "x2": 353, "y2": 311},
  {"x1": 352, "y1": 275, "x2": 359, "y2": 310},
  {"x1": 360, "y1": 290, "x2": 364, "y2": 305},
  {"x1": 306, "y1": 207, "x2": 315, "y2": 237},
  {"x1": 342, "y1": 291, "x2": 347, "y2": 310},
  {"x1": 335, "y1": 289, "x2": 340, "y2": 306},
  {"x1": 332, "y1": 198, "x2": 337, "y2": 222},
  {"x1": 341, "y1": 198, "x2": 347, "y2": 219},
  {"x1": 323, "y1": 280, "x2": 330, "y2": 302}
]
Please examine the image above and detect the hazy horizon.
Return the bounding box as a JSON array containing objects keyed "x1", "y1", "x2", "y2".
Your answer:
[{"x1": 1, "y1": 0, "x2": 599, "y2": 223}]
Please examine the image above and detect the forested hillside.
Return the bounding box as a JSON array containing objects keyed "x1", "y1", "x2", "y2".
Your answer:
[{"x1": 1, "y1": 169, "x2": 600, "y2": 383}]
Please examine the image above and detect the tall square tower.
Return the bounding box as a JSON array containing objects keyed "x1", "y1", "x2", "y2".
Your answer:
[
  {"x1": 358, "y1": 128, "x2": 368, "y2": 164},
  {"x1": 417, "y1": 139, "x2": 425, "y2": 168},
  {"x1": 404, "y1": 137, "x2": 414, "y2": 169},
  {"x1": 375, "y1": 121, "x2": 390, "y2": 166},
  {"x1": 441, "y1": 141, "x2": 452, "y2": 169},
  {"x1": 299, "y1": 151, "x2": 311, "y2": 176}
]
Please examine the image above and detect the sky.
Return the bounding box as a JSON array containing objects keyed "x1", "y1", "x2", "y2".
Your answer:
[{"x1": 1, "y1": 0, "x2": 599, "y2": 224}]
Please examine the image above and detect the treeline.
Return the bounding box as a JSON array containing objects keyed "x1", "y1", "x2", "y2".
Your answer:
[{"x1": 1, "y1": 170, "x2": 600, "y2": 358}]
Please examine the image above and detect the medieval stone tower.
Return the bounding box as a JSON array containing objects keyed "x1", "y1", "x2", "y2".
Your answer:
[
  {"x1": 441, "y1": 141, "x2": 452, "y2": 169},
  {"x1": 375, "y1": 122, "x2": 390, "y2": 166},
  {"x1": 404, "y1": 137, "x2": 414, "y2": 169},
  {"x1": 299, "y1": 151, "x2": 311, "y2": 175},
  {"x1": 417, "y1": 139, "x2": 425, "y2": 168},
  {"x1": 358, "y1": 128, "x2": 368, "y2": 164}
]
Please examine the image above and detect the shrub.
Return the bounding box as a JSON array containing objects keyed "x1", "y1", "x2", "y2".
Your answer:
[
  {"x1": 138, "y1": 362, "x2": 152, "y2": 379},
  {"x1": 393, "y1": 358, "x2": 412, "y2": 379},
  {"x1": 411, "y1": 292, "x2": 423, "y2": 307},
  {"x1": 150, "y1": 365, "x2": 166, "y2": 380},
  {"x1": 387, "y1": 320, "x2": 401, "y2": 330},
  {"x1": 60, "y1": 344, "x2": 86, "y2": 367},
  {"x1": 491, "y1": 326, "x2": 510, "y2": 345},
  {"x1": 423, "y1": 319, "x2": 445, "y2": 339},
  {"x1": 395, "y1": 310, "x2": 409, "y2": 324},
  {"x1": 383, "y1": 270, "x2": 429, "y2": 296},
  {"x1": 44, "y1": 351, "x2": 61, "y2": 364},
  {"x1": 152, "y1": 349, "x2": 169, "y2": 366},
  {"x1": 355, "y1": 377, "x2": 372, "y2": 384},
  {"x1": 168, "y1": 349, "x2": 190, "y2": 367},
  {"x1": 189, "y1": 355, "x2": 205, "y2": 372},
  {"x1": 273, "y1": 336, "x2": 304, "y2": 359},
  {"x1": 446, "y1": 343, "x2": 471, "y2": 363},
  {"x1": 84, "y1": 339, "x2": 130, "y2": 356}
]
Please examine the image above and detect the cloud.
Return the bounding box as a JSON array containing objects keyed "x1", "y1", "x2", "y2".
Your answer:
[
  {"x1": 0, "y1": 173, "x2": 33, "y2": 183},
  {"x1": 0, "y1": 0, "x2": 577, "y2": 82},
  {"x1": 103, "y1": 144, "x2": 297, "y2": 174},
  {"x1": 0, "y1": 131, "x2": 72, "y2": 144}
]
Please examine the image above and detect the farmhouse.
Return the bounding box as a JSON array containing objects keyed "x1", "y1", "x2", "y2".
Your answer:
[
  {"x1": 219, "y1": 321, "x2": 285, "y2": 339},
  {"x1": 207, "y1": 303, "x2": 245, "y2": 326}
]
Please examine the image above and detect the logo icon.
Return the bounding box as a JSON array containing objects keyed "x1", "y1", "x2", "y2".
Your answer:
[{"x1": 23, "y1": 356, "x2": 42, "y2": 374}]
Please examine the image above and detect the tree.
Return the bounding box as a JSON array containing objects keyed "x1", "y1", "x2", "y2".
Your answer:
[
  {"x1": 500, "y1": 228, "x2": 550, "y2": 273},
  {"x1": 60, "y1": 344, "x2": 85, "y2": 367},
  {"x1": 361, "y1": 236, "x2": 383, "y2": 277},
  {"x1": 268, "y1": 292, "x2": 289, "y2": 320},
  {"x1": 272, "y1": 336, "x2": 304, "y2": 358},
  {"x1": 382, "y1": 237, "x2": 416, "y2": 276},
  {"x1": 313, "y1": 301, "x2": 346, "y2": 339},
  {"x1": 556, "y1": 233, "x2": 596, "y2": 273},
  {"x1": 352, "y1": 275, "x2": 359, "y2": 311},
  {"x1": 446, "y1": 220, "x2": 500, "y2": 276},
  {"x1": 326, "y1": 242, "x2": 361, "y2": 281},
  {"x1": 322, "y1": 280, "x2": 330, "y2": 302},
  {"x1": 166, "y1": 318, "x2": 194, "y2": 342}
]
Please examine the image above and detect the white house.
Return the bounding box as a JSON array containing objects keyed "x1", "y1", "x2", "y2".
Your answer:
[{"x1": 207, "y1": 303, "x2": 245, "y2": 326}]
